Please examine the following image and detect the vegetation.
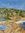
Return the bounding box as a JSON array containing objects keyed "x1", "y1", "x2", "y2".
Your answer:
[
  {"x1": 0, "y1": 8, "x2": 25, "y2": 33},
  {"x1": 0, "y1": 8, "x2": 25, "y2": 20}
]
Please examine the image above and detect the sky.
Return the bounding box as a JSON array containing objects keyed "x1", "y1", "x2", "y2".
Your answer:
[{"x1": 0, "y1": 0, "x2": 25, "y2": 9}]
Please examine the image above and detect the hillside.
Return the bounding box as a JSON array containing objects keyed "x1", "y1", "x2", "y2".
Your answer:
[{"x1": 0, "y1": 8, "x2": 25, "y2": 33}]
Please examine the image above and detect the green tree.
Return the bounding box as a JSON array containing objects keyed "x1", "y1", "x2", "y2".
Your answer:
[{"x1": 19, "y1": 10, "x2": 22, "y2": 16}]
